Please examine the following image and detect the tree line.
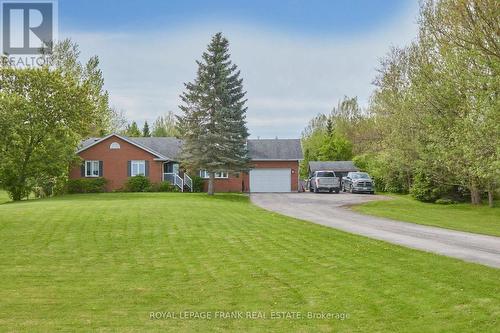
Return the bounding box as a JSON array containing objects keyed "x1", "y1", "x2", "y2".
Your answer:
[
  {"x1": 301, "y1": 0, "x2": 499, "y2": 207},
  {"x1": 119, "y1": 111, "x2": 180, "y2": 137}
]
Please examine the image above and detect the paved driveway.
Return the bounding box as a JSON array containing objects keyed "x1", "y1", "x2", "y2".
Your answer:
[{"x1": 251, "y1": 193, "x2": 500, "y2": 268}]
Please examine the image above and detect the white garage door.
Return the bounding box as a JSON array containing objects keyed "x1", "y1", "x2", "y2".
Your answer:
[{"x1": 249, "y1": 168, "x2": 291, "y2": 192}]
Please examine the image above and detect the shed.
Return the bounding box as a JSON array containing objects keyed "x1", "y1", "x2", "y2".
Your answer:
[{"x1": 308, "y1": 161, "x2": 359, "y2": 178}]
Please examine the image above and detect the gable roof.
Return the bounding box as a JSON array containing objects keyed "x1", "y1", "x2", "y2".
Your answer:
[
  {"x1": 127, "y1": 137, "x2": 183, "y2": 160},
  {"x1": 77, "y1": 133, "x2": 170, "y2": 160},
  {"x1": 78, "y1": 135, "x2": 303, "y2": 161},
  {"x1": 308, "y1": 161, "x2": 359, "y2": 173},
  {"x1": 247, "y1": 139, "x2": 303, "y2": 160}
]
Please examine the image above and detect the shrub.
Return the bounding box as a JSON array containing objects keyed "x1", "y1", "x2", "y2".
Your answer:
[
  {"x1": 35, "y1": 176, "x2": 67, "y2": 197},
  {"x1": 124, "y1": 175, "x2": 151, "y2": 192},
  {"x1": 352, "y1": 153, "x2": 402, "y2": 193},
  {"x1": 149, "y1": 181, "x2": 176, "y2": 192},
  {"x1": 191, "y1": 175, "x2": 205, "y2": 192},
  {"x1": 410, "y1": 170, "x2": 449, "y2": 202},
  {"x1": 435, "y1": 198, "x2": 456, "y2": 205},
  {"x1": 67, "y1": 178, "x2": 107, "y2": 194}
]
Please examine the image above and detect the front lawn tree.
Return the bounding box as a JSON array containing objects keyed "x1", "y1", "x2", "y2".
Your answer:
[
  {"x1": 178, "y1": 33, "x2": 250, "y2": 195},
  {"x1": 0, "y1": 39, "x2": 112, "y2": 201},
  {"x1": 0, "y1": 67, "x2": 95, "y2": 200}
]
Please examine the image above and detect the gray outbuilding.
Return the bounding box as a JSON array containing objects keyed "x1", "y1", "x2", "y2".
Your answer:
[{"x1": 308, "y1": 161, "x2": 359, "y2": 178}]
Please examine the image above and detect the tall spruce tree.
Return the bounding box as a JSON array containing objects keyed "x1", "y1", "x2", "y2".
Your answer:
[
  {"x1": 142, "y1": 121, "x2": 151, "y2": 137},
  {"x1": 178, "y1": 33, "x2": 250, "y2": 195}
]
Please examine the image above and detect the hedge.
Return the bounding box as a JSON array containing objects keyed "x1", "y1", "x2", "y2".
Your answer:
[{"x1": 67, "y1": 178, "x2": 107, "y2": 194}]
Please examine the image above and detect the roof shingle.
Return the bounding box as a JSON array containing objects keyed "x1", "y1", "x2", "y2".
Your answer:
[
  {"x1": 79, "y1": 135, "x2": 303, "y2": 161},
  {"x1": 308, "y1": 161, "x2": 358, "y2": 173}
]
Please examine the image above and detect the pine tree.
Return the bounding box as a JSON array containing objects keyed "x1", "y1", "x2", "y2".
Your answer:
[
  {"x1": 178, "y1": 32, "x2": 250, "y2": 195},
  {"x1": 142, "y1": 121, "x2": 151, "y2": 137},
  {"x1": 125, "y1": 121, "x2": 141, "y2": 137}
]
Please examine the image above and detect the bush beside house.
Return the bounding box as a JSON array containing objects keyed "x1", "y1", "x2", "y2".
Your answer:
[
  {"x1": 124, "y1": 176, "x2": 151, "y2": 192},
  {"x1": 191, "y1": 176, "x2": 204, "y2": 192},
  {"x1": 123, "y1": 176, "x2": 179, "y2": 193},
  {"x1": 67, "y1": 178, "x2": 108, "y2": 193}
]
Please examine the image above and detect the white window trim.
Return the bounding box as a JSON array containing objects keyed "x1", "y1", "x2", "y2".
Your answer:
[
  {"x1": 85, "y1": 160, "x2": 100, "y2": 177},
  {"x1": 110, "y1": 142, "x2": 121, "y2": 149},
  {"x1": 131, "y1": 160, "x2": 146, "y2": 177},
  {"x1": 199, "y1": 170, "x2": 229, "y2": 179}
]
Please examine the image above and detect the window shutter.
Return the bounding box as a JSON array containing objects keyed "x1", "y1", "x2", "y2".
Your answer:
[
  {"x1": 127, "y1": 161, "x2": 131, "y2": 177},
  {"x1": 99, "y1": 161, "x2": 103, "y2": 177},
  {"x1": 81, "y1": 163, "x2": 85, "y2": 177},
  {"x1": 145, "y1": 161, "x2": 149, "y2": 177}
]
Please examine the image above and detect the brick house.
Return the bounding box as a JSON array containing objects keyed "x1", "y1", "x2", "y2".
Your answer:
[{"x1": 70, "y1": 133, "x2": 303, "y2": 192}]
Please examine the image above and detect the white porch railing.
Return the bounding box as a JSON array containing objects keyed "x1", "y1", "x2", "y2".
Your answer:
[
  {"x1": 174, "y1": 174, "x2": 184, "y2": 192},
  {"x1": 163, "y1": 172, "x2": 182, "y2": 191},
  {"x1": 184, "y1": 174, "x2": 193, "y2": 192},
  {"x1": 163, "y1": 172, "x2": 193, "y2": 192}
]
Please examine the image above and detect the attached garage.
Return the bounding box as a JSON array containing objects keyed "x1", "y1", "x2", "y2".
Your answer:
[{"x1": 249, "y1": 168, "x2": 291, "y2": 192}]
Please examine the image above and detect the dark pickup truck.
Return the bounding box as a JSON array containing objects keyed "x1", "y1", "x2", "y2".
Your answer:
[{"x1": 342, "y1": 172, "x2": 375, "y2": 194}]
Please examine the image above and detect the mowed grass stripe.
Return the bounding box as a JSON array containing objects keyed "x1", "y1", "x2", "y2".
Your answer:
[
  {"x1": 0, "y1": 193, "x2": 499, "y2": 332},
  {"x1": 352, "y1": 194, "x2": 500, "y2": 236}
]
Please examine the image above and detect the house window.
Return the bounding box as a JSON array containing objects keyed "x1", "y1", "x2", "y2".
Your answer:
[
  {"x1": 199, "y1": 170, "x2": 228, "y2": 179},
  {"x1": 85, "y1": 160, "x2": 100, "y2": 177},
  {"x1": 164, "y1": 163, "x2": 179, "y2": 174},
  {"x1": 110, "y1": 142, "x2": 121, "y2": 149},
  {"x1": 131, "y1": 160, "x2": 146, "y2": 176}
]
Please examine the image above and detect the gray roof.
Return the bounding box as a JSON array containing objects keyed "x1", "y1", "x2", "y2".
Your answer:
[
  {"x1": 308, "y1": 161, "x2": 359, "y2": 173},
  {"x1": 247, "y1": 139, "x2": 303, "y2": 160},
  {"x1": 79, "y1": 135, "x2": 303, "y2": 161},
  {"x1": 128, "y1": 137, "x2": 183, "y2": 160}
]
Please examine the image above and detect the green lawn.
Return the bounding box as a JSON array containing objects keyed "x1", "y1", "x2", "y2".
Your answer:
[
  {"x1": 353, "y1": 194, "x2": 500, "y2": 237},
  {"x1": 0, "y1": 193, "x2": 499, "y2": 332}
]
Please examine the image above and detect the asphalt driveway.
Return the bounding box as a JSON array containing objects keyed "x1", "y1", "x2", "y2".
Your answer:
[{"x1": 251, "y1": 193, "x2": 500, "y2": 268}]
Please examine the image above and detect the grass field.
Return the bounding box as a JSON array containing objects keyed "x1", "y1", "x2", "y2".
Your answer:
[
  {"x1": 352, "y1": 194, "x2": 500, "y2": 237},
  {"x1": 0, "y1": 193, "x2": 499, "y2": 332}
]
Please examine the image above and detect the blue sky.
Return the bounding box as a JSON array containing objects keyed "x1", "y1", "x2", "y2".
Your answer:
[
  {"x1": 60, "y1": 0, "x2": 411, "y2": 36},
  {"x1": 58, "y1": 0, "x2": 418, "y2": 138}
]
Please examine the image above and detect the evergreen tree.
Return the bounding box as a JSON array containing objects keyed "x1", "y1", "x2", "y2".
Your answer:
[
  {"x1": 178, "y1": 33, "x2": 250, "y2": 195},
  {"x1": 125, "y1": 121, "x2": 141, "y2": 137},
  {"x1": 142, "y1": 121, "x2": 151, "y2": 137}
]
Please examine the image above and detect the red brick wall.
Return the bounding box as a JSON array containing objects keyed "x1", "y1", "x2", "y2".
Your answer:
[
  {"x1": 69, "y1": 136, "x2": 163, "y2": 191},
  {"x1": 202, "y1": 173, "x2": 245, "y2": 192},
  {"x1": 202, "y1": 160, "x2": 300, "y2": 192}
]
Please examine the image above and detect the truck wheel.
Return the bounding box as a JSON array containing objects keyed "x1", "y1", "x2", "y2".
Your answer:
[
  {"x1": 329, "y1": 189, "x2": 333, "y2": 193},
  {"x1": 335, "y1": 189, "x2": 340, "y2": 194}
]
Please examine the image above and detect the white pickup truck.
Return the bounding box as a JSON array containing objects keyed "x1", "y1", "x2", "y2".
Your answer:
[{"x1": 308, "y1": 171, "x2": 341, "y2": 193}]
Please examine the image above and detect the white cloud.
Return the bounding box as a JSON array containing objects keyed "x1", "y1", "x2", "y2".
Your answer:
[{"x1": 62, "y1": 3, "x2": 418, "y2": 138}]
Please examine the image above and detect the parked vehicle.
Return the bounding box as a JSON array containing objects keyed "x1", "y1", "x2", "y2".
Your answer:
[
  {"x1": 342, "y1": 172, "x2": 374, "y2": 194},
  {"x1": 308, "y1": 171, "x2": 341, "y2": 193}
]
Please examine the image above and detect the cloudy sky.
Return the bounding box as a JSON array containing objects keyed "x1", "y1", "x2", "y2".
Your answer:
[{"x1": 58, "y1": 0, "x2": 419, "y2": 138}]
